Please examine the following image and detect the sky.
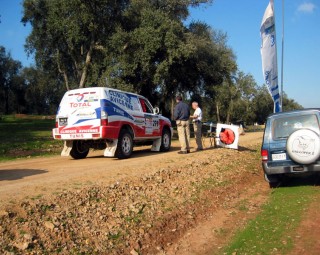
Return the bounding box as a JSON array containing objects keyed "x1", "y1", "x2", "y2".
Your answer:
[{"x1": 0, "y1": 0, "x2": 319, "y2": 108}]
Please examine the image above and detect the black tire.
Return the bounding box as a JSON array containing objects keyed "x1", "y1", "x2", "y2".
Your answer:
[
  {"x1": 115, "y1": 129, "x2": 133, "y2": 159},
  {"x1": 160, "y1": 128, "x2": 171, "y2": 152},
  {"x1": 70, "y1": 140, "x2": 89, "y2": 159},
  {"x1": 264, "y1": 173, "x2": 282, "y2": 188}
]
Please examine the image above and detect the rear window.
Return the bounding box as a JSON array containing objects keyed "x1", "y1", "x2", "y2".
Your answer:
[{"x1": 272, "y1": 114, "x2": 319, "y2": 139}]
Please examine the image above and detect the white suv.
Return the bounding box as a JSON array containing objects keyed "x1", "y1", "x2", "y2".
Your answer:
[{"x1": 53, "y1": 87, "x2": 172, "y2": 159}]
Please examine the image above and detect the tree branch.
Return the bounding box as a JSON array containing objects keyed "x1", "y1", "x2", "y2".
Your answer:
[
  {"x1": 56, "y1": 50, "x2": 70, "y2": 91},
  {"x1": 79, "y1": 38, "x2": 94, "y2": 88}
]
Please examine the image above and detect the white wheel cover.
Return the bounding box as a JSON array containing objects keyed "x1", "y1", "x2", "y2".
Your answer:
[{"x1": 286, "y1": 129, "x2": 320, "y2": 164}]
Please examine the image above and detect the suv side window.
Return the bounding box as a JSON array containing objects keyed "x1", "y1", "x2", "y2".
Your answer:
[
  {"x1": 139, "y1": 98, "x2": 153, "y2": 114},
  {"x1": 273, "y1": 114, "x2": 319, "y2": 139}
]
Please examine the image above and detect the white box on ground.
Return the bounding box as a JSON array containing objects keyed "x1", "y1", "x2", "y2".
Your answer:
[{"x1": 215, "y1": 123, "x2": 240, "y2": 150}]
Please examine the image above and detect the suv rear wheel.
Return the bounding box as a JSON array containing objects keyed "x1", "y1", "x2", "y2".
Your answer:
[
  {"x1": 116, "y1": 129, "x2": 133, "y2": 159},
  {"x1": 70, "y1": 140, "x2": 90, "y2": 159},
  {"x1": 264, "y1": 174, "x2": 282, "y2": 188}
]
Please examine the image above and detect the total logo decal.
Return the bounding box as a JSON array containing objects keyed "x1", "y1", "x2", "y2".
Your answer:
[
  {"x1": 70, "y1": 102, "x2": 92, "y2": 108},
  {"x1": 76, "y1": 94, "x2": 85, "y2": 102},
  {"x1": 70, "y1": 94, "x2": 98, "y2": 108}
]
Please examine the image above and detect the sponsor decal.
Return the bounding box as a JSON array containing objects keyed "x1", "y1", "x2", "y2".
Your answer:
[
  {"x1": 113, "y1": 107, "x2": 125, "y2": 116},
  {"x1": 145, "y1": 115, "x2": 153, "y2": 134},
  {"x1": 84, "y1": 96, "x2": 98, "y2": 103},
  {"x1": 78, "y1": 129, "x2": 99, "y2": 133},
  {"x1": 76, "y1": 109, "x2": 96, "y2": 118},
  {"x1": 61, "y1": 129, "x2": 77, "y2": 134},
  {"x1": 134, "y1": 118, "x2": 145, "y2": 126},
  {"x1": 153, "y1": 119, "x2": 159, "y2": 129},
  {"x1": 76, "y1": 94, "x2": 84, "y2": 102},
  {"x1": 69, "y1": 102, "x2": 92, "y2": 108},
  {"x1": 60, "y1": 126, "x2": 99, "y2": 134},
  {"x1": 291, "y1": 135, "x2": 316, "y2": 157},
  {"x1": 109, "y1": 90, "x2": 134, "y2": 111}
]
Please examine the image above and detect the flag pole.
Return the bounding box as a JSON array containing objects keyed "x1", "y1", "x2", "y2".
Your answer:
[
  {"x1": 260, "y1": 0, "x2": 281, "y2": 113},
  {"x1": 280, "y1": 0, "x2": 285, "y2": 111},
  {"x1": 270, "y1": 0, "x2": 281, "y2": 113}
]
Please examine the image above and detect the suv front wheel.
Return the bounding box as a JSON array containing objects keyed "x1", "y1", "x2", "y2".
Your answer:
[{"x1": 160, "y1": 128, "x2": 171, "y2": 152}]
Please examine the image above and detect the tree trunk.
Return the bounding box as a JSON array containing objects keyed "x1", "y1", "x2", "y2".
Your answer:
[
  {"x1": 226, "y1": 99, "x2": 233, "y2": 124},
  {"x1": 79, "y1": 39, "x2": 94, "y2": 88},
  {"x1": 56, "y1": 50, "x2": 70, "y2": 91},
  {"x1": 171, "y1": 97, "x2": 174, "y2": 121},
  {"x1": 4, "y1": 86, "x2": 9, "y2": 114},
  {"x1": 216, "y1": 102, "x2": 220, "y2": 123},
  {"x1": 63, "y1": 72, "x2": 70, "y2": 91}
]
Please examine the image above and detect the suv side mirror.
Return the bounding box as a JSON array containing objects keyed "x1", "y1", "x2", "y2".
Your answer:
[{"x1": 153, "y1": 107, "x2": 160, "y2": 114}]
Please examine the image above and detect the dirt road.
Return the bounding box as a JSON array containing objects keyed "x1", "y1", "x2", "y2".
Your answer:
[
  {"x1": 1, "y1": 131, "x2": 319, "y2": 254},
  {"x1": 0, "y1": 133, "x2": 262, "y2": 206},
  {"x1": 1, "y1": 132, "x2": 292, "y2": 255}
]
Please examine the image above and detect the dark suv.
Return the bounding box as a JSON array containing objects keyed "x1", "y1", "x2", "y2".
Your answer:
[{"x1": 261, "y1": 109, "x2": 320, "y2": 187}]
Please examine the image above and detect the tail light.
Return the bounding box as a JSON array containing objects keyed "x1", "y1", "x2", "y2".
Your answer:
[
  {"x1": 101, "y1": 110, "x2": 108, "y2": 126},
  {"x1": 261, "y1": 149, "x2": 268, "y2": 161},
  {"x1": 55, "y1": 120, "x2": 58, "y2": 128}
]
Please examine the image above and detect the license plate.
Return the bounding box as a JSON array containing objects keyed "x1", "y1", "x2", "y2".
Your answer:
[
  {"x1": 272, "y1": 153, "x2": 286, "y2": 161},
  {"x1": 293, "y1": 166, "x2": 304, "y2": 171},
  {"x1": 59, "y1": 118, "x2": 68, "y2": 126},
  {"x1": 70, "y1": 134, "x2": 84, "y2": 138}
]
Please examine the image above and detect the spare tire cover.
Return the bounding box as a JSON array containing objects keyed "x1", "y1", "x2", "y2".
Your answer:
[
  {"x1": 286, "y1": 129, "x2": 320, "y2": 164},
  {"x1": 219, "y1": 128, "x2": 235, "y2": 145}
]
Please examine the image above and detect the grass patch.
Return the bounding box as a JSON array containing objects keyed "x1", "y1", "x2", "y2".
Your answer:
[
  {"x1": 245, "y1": 125, "x2": 265, "y2": 132},
  {"x1": 0, "y1": 115, "x2": 62, "y2": 161},
  {"x1": 221, "y1": 185, "x2": 319, "y2": 255}
]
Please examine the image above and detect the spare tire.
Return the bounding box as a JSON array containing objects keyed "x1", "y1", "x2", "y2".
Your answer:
[{"x1": 286, "y1": 129, "x2": 320, "y2": 164}]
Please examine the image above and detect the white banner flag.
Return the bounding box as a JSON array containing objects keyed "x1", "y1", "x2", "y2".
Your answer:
[{"x1": 260, "y1": 0, "x2": 281, "y2": 113}]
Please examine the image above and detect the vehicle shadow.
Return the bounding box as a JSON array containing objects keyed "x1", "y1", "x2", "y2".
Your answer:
[
  {"x1": 202, "y1": 145, "x2": 256, "y2": 153},
  {"x1": 0, "y1": 169, "x2": 48, "y2": 181},
  {"x1": 86, "y1": 146, "x2": 182, "y2": 160},
  {"x1": 238, "y1": 146, "x2": 257, "y2": 152},
  {"x1": 130, "y1": 146, "x2": 182, "y2": 158},
  {"x1": 280, "y1": 173, "x2": 320, "y2": 187}
]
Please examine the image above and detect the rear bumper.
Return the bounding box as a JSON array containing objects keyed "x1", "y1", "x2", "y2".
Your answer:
[
  {"x1": 52, "y1": 126, "x2": 119, "y2": 140},
  {"x1": 262, "y1": 162, "x2": 320, "y2": 175}
]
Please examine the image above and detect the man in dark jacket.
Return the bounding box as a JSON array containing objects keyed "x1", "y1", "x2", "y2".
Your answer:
[{"x1": 173, "y1": 95, "x2": 190, "y2": 154}]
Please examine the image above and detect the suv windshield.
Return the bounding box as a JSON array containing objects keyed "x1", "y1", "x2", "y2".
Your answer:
[{"x1": 273, "y1": 114, "x2": 319, "y2": 139}]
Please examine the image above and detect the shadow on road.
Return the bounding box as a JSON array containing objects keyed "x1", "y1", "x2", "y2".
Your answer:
[
  {"x1": 0, "y1": 169, "x2": 48, "y2": 181},
  {"x1": 85, "y1": 146, "x2": 182, "y2": 160},
  {"x1": 238, "y1": 146, "x2": 257, "y2": 152}
]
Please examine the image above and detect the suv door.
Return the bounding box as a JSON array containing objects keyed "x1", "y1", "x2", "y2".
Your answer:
[{"x1": 138, "y1": 97, "x2": 160, "y2": 137}]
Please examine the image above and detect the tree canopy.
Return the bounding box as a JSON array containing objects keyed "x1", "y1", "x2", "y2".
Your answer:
[{"x1": 0, "y1": 0, "x2": 303, "y2": 124}]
